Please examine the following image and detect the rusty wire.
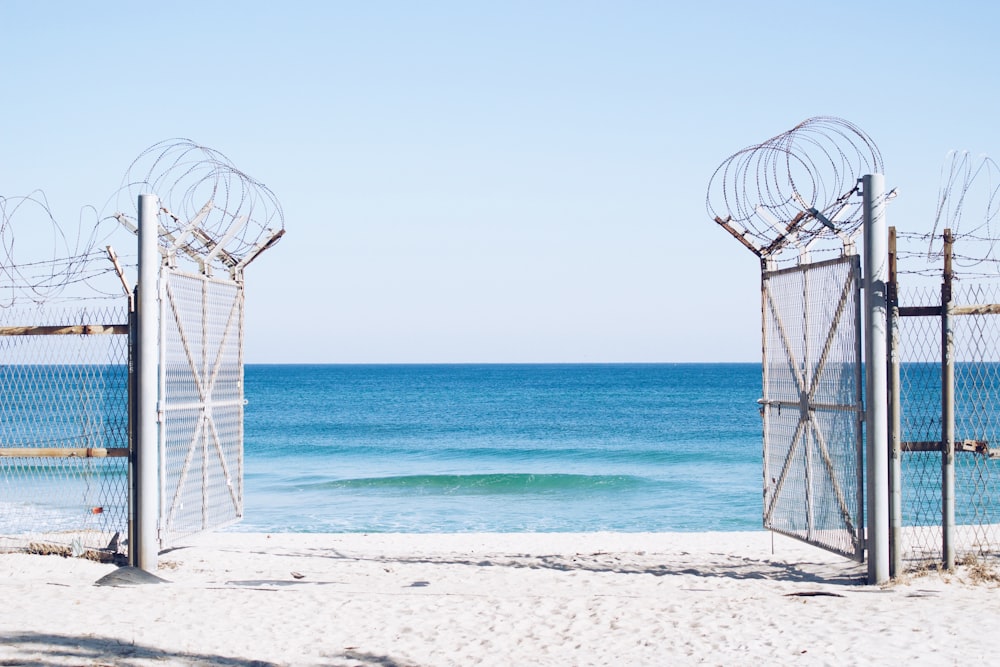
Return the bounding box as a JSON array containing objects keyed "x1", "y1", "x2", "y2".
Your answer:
[
  {"x1": 114, "y1": 139, "x2": 284, "y2": 272},
  {"x1": 706, "y1": 117, "x2": 883, "y2": 258}
]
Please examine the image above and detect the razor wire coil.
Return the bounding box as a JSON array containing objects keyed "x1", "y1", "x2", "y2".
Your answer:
[
  {"x1": 1, "y1": 140, "x2": 284, "y2": 308},
  {"x1": 115, "y1": 139, "x2": 284, "y2": 271},
  {"x1": 706, "y1": 116, "x2": 883, "y2": 257}
]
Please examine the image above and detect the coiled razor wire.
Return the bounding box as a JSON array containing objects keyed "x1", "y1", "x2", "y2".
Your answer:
[
  {"x1": 706, "y1": 117, "x2": 883, "y2": 258},
  {"x1": 114, "y1": 139, "x2": 285, "y2": 274},
  {"x1": 0, "y1": 139, "x2": 284, "y2": 308}
]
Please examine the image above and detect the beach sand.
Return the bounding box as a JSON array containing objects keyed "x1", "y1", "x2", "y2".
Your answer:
[{"x1": 0, "y1": 531, "x2": 997, "y2": 666}]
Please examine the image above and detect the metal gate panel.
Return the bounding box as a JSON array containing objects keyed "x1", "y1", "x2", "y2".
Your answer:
[
  {"x1": 159, "y1": 270, "x2": 244, "y2": 547},
  {"x1": 761, "y1": 255, "x2": 864, "y2": 560}
]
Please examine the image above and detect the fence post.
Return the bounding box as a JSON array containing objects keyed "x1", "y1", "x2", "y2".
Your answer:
[
  {"x1": 863, "y1": 174, "x2": 890, "y2": 585},
  {"x1": 888, "y1": 226, "x2": 902, "y2": 578},
  {"x1": 132, "y1": 194, "x2": 160, "y2": 571},
  {"x1": 941, "y1": 229, "x2": 955, "y2": 570}
]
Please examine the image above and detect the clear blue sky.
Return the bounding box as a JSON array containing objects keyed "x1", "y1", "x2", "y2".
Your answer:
[{"x1": 1, "y1": 1, "x2": 995, "y2": 363}]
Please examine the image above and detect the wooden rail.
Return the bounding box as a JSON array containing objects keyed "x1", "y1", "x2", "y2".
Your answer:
[
  {"x1": 0, "y1": 324, "x2": 128, "y2": 336},
  {"x1": 901, "y1": 439, "x2": 996, "y2": 458},
  {"x1": 0, "y1": 447, "x2": 129, "y2": 458}
]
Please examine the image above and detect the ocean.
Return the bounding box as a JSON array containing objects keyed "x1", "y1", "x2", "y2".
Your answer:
[{"x1": 237, "y1": 363, "x2": 764, "y2": 533}]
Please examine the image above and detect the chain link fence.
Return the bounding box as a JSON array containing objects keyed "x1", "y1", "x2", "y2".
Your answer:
[
  {"x1": 0, "y1": 305, "x2": 129, "y2": 560},
  {"x1": 894, "y1": 285, "x2": 944, "y2": 564},
  {"x1": 952, "y1": 282, "x2": 1000, "y2": 556},
  {"x1": 894, "y1": 250, "x2": 1000, "y2": 569}
]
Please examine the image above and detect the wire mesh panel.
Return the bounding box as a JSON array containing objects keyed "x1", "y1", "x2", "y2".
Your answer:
[
  {"x1": 894, "y1": 286, "x2": 944, "y2": 564},
  {"x1": 761, "y1": 255, "x2": 864, "y2": 560},
  {"x1": 952, "y1": 283, "x2": 1000, "y2": 557},
  {"x1": 159, "y1": 269, "x2": 244, "y2": 547},
  {"x1": 894, "y1": 282, "x2": 1000, "y2": 567},
  {"x1": 0, "y1": 306, "x2": 129, "y2": 557}
]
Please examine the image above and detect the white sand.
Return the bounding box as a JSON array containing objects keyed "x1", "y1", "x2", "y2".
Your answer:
[{"x1": 0, "y1": 530, "x2": 997, "y2": 666}]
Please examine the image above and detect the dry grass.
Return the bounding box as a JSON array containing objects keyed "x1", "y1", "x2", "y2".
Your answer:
[
  {"x1": 893, "y1": 553, "x2": 1000, "y2": 587},
  {"x1": 956, "y1": 553, "x2": 1000, "y2": 585},
  {"x1": 24, "y1": 542, "x2": 124, "y2": 564}
]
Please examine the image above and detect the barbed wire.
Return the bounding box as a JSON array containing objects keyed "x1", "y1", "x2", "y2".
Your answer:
[
  {"x1": 893, "y1": 153, "x2": 1000, "y2": 281},
  {"x1": 114, "y1": 139, "x2": 284, "y2": 272},
  {"x1": 706, "y1": 116, "x2": 883, "y2": 258},
  {"x1": 932, "y1": 152, "x2": 999, "y2": 277},
  {"x1": 933, "y1": 152, "x2": 1000, "y2": 240},
  {"x1": 0, "y1": 192, "x2": 130, "y2": 308},
  {"x1": 1, "y1": 139, "x2": 285, "y2": 309}
]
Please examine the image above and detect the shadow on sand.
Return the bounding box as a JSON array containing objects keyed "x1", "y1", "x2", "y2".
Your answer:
[
  {"x1": 0, "y1": 631, "x2": 277, "y2": 667},
  {"x1": 234, "y1": 544, "x2": 868, "y2": 587},
  {"x1": 0, "y1": 631, "x2": 419, "y2": 667}
]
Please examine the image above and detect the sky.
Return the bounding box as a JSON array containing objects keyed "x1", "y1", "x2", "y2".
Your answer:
[{"x1": 1, "y1": 1, "x2": 997, "y2": 363}]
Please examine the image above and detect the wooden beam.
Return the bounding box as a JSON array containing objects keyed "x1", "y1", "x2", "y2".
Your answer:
[
  {"x1": 0, "y1": 324, "x2": 128, "y2": 336},
  {"x1": 0, "y1": 447, "x2": 129, "y2": 458},
  {"x1": 901, "y1": 439, "x2": 993, "y2": 456},
  {"x1": 952, "y1": 304, "x2": 1000, "y2": 316}
]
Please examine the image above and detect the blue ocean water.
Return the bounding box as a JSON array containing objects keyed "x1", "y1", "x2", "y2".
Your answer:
[{"x1": 237, "y1": 364, "x2": 764, "y2": 533}]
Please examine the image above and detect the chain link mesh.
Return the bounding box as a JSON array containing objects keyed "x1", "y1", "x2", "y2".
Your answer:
[
  {"x1": 0, "y1": 305, "x2": 128, "y2": 558},
  {"x1": 896, "y1": 280, "x2": 1000, "y2": 568},
  {"x1": 895, "y1": 286, "x2": 943, "y2": 565},
  {"x1": 953, "y1": 282, "x2": 1000, "y2": 557}
]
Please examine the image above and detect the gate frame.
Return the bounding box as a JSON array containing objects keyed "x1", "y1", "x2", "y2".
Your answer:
[
  {"x1": 157, "y1": 268, "x2": 245, "y2": 546},
  {"x1": 760, "y1": 253, "x2": 866, "y2": 562}
]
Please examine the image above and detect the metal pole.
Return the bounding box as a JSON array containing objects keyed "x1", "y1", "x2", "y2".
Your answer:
[
  {"x1": 802, "y1": 255, "x2": 814, "y2": 541},
  {"x1": 888, "y1": 227, "x2": 902, "y2": 577},
  {"x1": 127, "y1": 305, "x2": 137, "y2": 563},
  {"x1": 941, "y1": 229, "x2": 955, "y2": 570},
  {"x1": 237, "y1": 282, "x2": 246, "y2": 520},
  {"x1": 852, "y1": 256, "x2": 866, "y2": 563},
  {"x1": 133, "y1": 194, "x2": 160, "y2": 571},
  {"x1": 863, "y1": 174, "x2": 890, "y2": 585},
  {"x1": 760, "y1": 260, "x2": 771, "y2": 529},
  {"x1": 201, "y1": 277, "x2": 209, "y2": 530}
]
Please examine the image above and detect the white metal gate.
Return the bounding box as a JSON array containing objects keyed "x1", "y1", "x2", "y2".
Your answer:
[
  {"x1": 760, "y1": 255, "x2": 865, "y2": 560},
  {"x1": 158, "y1": 269, "x2": 244, "y2": 547}
]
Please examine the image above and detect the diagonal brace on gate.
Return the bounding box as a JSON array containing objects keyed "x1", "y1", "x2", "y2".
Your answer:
[
  {"x1": 163, "y1": 279, "x2": 243, "y2": 528},
  {"x1": 763, "y1": 265, "x2": 861, "y2": 546}
]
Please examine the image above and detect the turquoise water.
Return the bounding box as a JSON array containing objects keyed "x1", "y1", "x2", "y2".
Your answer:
[
  {"x1": 237, "y1": 363, "x2": 763, "y2": 533},
  {"x1": 7, "y1": 361, "x2": 999, "y2": 536}
]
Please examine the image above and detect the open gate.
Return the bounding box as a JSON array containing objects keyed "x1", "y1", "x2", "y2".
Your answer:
[
  {"x1": 158, "y1": 269, "x2": 245, "y2": 547},
  {"x1": 760, "y1": 255, "x2": 865, "y2": 561},
  {"x1": 707, "y1": 118, "x2": 896, "y2": 580}
]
